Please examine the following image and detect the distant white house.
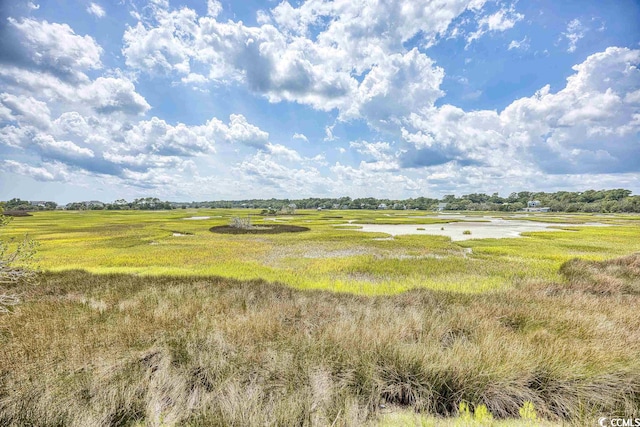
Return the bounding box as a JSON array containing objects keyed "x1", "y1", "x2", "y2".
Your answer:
[
  {"x1": 377, "y1": 203, "x2": 388, "y2": 210},
  {"x1": 524, "y1": 200, "x2": 550, "y2": 212},
  {"x1": 437, "y1": 203, "x2": 448, "y2": 212}
]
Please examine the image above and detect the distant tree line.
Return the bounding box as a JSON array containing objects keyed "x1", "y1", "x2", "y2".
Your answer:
[
  {"x1": 182, "y1": 189, "x2": 640, "y2": 213},
  {"x1": 3, "y1": 189, "x2": 640, "y2": 213},
  {"x1": 439, "y1": 189, "x2": 638, "y2": 213},
  {"x1": 66, "y1": 198, "x2": 174, "y2": 210},
  {"x1": 103, "y1": 198, "x2": 174, "y2": 210}
]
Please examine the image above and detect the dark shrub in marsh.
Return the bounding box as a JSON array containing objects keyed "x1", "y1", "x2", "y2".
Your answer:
[
  {"x1": 1, "y1": 210, "x2": 32, "y2": 217},
  {"x1": 210, "y1": 224, "x2": 310, "y2": 234}
]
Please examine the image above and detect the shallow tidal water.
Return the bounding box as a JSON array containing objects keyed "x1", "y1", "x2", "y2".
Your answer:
[{"x1": 337, "y1": 217, "x2": 608, "y2": 241}]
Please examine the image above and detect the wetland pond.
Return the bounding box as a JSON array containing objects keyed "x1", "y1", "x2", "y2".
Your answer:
[{"x1": 337, "y1": 216, "x2": 608, "y2": 241}]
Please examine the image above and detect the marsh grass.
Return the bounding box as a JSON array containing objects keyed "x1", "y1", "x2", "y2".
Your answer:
[
  {"x1": 1, "y1": 254, "x2": 639, "y2": 425},
  {"x1": 558, "y1": 253, "x2": 640, "y2": 295},
  {"x1": 3, "y1": 210, "x2": 640, "y2": 295}
]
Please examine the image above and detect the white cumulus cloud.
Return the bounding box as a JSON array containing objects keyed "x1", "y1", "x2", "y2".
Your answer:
[
  {"x1": 87, "y1": 3, "x2": 106, "y2": 18},
  {"x1": 508, "y1": 36, "x2": 530, "y2": 51},
  {"x1": 6, "y1": 18, "x2": 103, "y2": 82},
  {"x1": 466, "y1": 5, "x2": 524, "y2": 46},
  {"x1": 563, "y1": 19, "x2": 585, "y2": 53},
  {"x1": 292, "y1": 133, "x2": 309, "y2": 142}
]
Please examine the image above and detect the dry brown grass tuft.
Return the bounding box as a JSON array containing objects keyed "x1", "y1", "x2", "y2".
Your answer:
[{"x1": 558, "y1": 252, "x2": 640, "y2": 295}]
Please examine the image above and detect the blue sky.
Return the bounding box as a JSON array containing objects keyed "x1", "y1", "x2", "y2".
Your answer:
[{"x1": 0, "y1": 0, "x2": 639, "y2": 203}]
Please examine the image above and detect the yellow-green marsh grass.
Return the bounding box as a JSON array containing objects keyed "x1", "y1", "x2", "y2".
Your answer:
[
  {"x1": 2, "y1": 209, "x2": 640, "y2": 294},
  {"x1": 2, "y1": 210, "x2": 639, "y2": 425}
]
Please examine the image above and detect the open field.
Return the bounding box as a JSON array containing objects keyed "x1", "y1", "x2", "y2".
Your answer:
[
  {"x1": 2, "y1": 209, "x2": 640, "y2": 294},
  {"x1": 1, "y1": 209, "x2": 639, "y2": 425}
]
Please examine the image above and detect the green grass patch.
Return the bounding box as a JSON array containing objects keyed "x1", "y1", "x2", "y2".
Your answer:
[{"x1": 2, "y1": 209, "x2": 639, "y2": 294}]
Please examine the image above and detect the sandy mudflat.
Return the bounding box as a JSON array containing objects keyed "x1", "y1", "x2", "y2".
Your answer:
[
  {"x1": 182, "y1": 216, "x2": 213, "y2": 220},
  {"x1": 337, "y1": 218, "x2": 607, "y2": 241}
]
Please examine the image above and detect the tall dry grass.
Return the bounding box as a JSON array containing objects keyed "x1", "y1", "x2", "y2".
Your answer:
[
  {"x1": 0, "y1": 254, "x2": 639, "y2": 426},
  {"x1": 558, "y1": 253, "x2": 640, "y2": 295}
]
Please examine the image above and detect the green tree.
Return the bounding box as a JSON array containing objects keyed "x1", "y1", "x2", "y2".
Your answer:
[{"x1": 605, "y1": 189, "x2": 631, "y2": 201}]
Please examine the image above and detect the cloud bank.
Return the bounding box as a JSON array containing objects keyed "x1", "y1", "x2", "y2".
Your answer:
[{"x1": 0, "y1": 0, "x2": 638, "y2": 201}]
